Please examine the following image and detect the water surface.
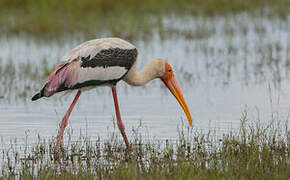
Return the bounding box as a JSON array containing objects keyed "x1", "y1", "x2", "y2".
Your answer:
[{"x1": 0, "y1": 14, "x2": 289, "y2": 147}]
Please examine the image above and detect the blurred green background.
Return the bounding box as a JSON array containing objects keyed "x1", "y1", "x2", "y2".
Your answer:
[{"x1": 1, "y1": 0, "x2": 289, "y2": 39}]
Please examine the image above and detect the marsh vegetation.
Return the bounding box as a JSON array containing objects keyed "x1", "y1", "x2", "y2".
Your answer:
[
  {"x1": 0, "y1": 0, "x2": 289, "y2": 38},
  {"x1": 1, "y1": 118, "x2": 289, "y2": 179}
]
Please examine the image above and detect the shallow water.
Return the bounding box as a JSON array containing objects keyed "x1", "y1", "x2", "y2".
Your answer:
[{"x1": 0, "y1": 14, "x2": 289, "y2": 147}]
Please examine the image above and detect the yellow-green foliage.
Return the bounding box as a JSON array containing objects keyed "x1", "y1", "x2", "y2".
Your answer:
[
  {"x1": 0, "y1": 0, "x2": 289, "y2": 37},
  {"x1": 2, "y1": 0, "x2": 290, "y2": 14}
]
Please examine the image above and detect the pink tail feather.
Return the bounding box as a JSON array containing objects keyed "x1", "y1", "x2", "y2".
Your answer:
[{"x1": 32, "y1": 61, "x2": 79, "y2": 101}]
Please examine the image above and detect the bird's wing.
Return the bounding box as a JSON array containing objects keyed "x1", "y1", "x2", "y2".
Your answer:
[
  {"x1": 34, "y1": 38, "x2": 138, "y2": 99},
  {"x1": 61, "y1": 38, "x2": 138, "y2": 89},
  {"x1": 61, "y1": 38, "x2": 136, "y2": 63}
]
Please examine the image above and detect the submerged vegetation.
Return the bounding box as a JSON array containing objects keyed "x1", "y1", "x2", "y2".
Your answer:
[
  {"x1": 0, "y1": 118, "x2": 289, "y2": 179},
  {"x1": 0, "y1": 59, "x2": 50, "y2": 100},
  {"x1": 1, "y1": 15, "x2": 289, "y2": 100},
  {"x1": 0, "y1": 0, "x2": 289, "y2": 38}
]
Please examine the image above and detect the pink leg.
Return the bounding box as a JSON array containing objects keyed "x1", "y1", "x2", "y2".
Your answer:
[
  {"x1": 54, "y1": 90, "x2": 81, "y2": 153},
  {"x1": 112, "y1": 86, "x2": 130, "y2": 148}
]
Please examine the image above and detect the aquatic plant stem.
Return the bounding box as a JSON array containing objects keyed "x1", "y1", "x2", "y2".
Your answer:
[{"x1": 54, "y1": 90, "x2": 82, "y2": 153}]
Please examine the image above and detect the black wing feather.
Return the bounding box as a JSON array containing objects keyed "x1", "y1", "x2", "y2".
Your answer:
[{"x1": 81, "y1": 48, "x2": 138, "y2": 69}]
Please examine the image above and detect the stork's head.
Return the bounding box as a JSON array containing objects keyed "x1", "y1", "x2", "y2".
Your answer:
[{"x1": 159, "y1": 60, "x2": 192, "y2": 126}]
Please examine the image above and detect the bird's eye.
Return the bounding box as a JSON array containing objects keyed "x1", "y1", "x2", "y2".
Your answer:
[{"x1": 168, "y1": 69, "x2": 172, "y2": 72}]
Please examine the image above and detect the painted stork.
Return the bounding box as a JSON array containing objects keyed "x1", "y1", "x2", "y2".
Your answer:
[{"x1": 32, "y1": 37, "x2": 192, "y2": 153}]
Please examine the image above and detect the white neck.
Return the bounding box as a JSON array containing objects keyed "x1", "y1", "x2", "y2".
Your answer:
[{"x1": 123, "y1": 59, "x2": 165, "y2": 86}]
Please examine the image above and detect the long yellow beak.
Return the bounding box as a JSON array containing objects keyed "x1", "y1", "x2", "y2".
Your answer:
[{"x1": 162, "y1": 75, "x2": 192, "y2": 126}]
